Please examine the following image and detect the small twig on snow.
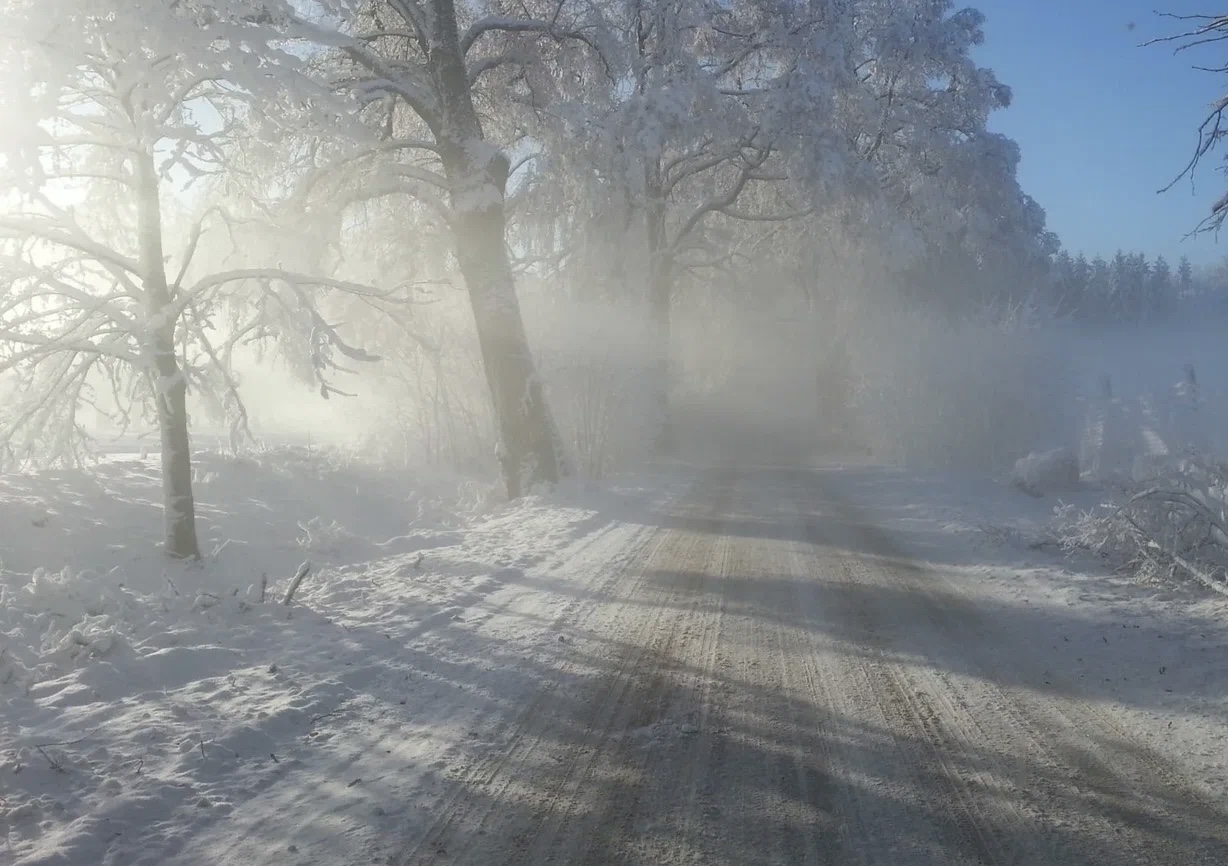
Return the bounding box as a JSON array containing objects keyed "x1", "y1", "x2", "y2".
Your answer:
[
  {"x1": 32, "y1": 729, "x2": 96, "y2": 770},
  {"x1": 36, "y1": 746, "x2": 64, "y2": 772},
  {"x1": 308, "y1": 707, "x2": 344, "y2": 728},
  {"x1": 33, "y1": 732, "x2": 94, "y2": 749}
]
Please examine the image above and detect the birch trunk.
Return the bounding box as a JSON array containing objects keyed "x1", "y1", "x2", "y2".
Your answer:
[{"x1": 137, "y1": 151, "x2": 200, "y2": 559}]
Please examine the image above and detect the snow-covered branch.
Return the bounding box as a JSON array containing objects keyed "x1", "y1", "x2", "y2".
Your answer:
[
  {"x1": 328, "y1": 179, "x2": 456, "y2": 229},
  {"x1": 386, "y1": 163, "x2": 451, "y2": 190},
  {"x1": 0, "y1": 328, "x2": 140, "y2": 369},
  {"x1": 467, "y1": 51, "x2": 532, "y2": 84},
  {"x1": 670, "y1": 146, "x2": 773, "y2": 250},
  {"x1": 717, "y1": 205, "x2": 813, "y2": 222},
  {"x1": 291, "y1": 14, "x2": 442, "y2": 130},
  {"x1": 462, "y1": 13, "x2": 596, "y2": 56},
  {"x1": 1058, "y1": 457, "x2": 1228, "y2": 596},
  {"x1": 0, "y1": 217, "x2": 143, "y2": 279},
  {"x1": 183, "y1": 268, "x2": 405, "y2": 308},
  {"x1": 662, "y1": 146, "x2": 729, "y2": 197},
  {"x1": 459, "y1": 4, "x2": 614, "y2": 80}
]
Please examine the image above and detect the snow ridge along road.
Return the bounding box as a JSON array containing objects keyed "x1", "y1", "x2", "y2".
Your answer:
[{"x1": 393, "y1": 465, "x2": 1228, "y2": 866}]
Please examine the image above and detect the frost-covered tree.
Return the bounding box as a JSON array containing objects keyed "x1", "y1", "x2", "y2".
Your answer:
[
  {"x1": 1051, "y1": 249, "x2": 1082, "y2": 317},
  {"x1": 512, "y1": 0, "x2": 1057, "y2": 448},
  {"x1": 846, "y1": 1, "x2": 1055, "y2": 310},
  {"x1": 514, "y1": 0, "x2": 850, "y2": 450},
  {"x1": 1148, "y1": 254, "x2": 1173, "y2": 319},
  {"x1": 1107, "y1": 251, "x2": 1150, "y2": 323},
  {"x1": 1050, "y1": 248, "x2": 1184, "y2": 323},
  {"x1": 1178, "y1": 254, "x2": 1195, "y2": 298},
  {"x1": 1085, "y1": 255, "x2": 1111, "y2": 321},
  {"x1": 273, "y1": 0, "x2": 606, "y2": 497},
  {"x1": 0, "y1": 0, "x2": 387, "y2": 557}
]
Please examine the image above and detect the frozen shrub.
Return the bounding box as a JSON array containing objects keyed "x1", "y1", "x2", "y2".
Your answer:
[{"x1": 1055, "y1": 455, "x2": 1228, "y2": 594}]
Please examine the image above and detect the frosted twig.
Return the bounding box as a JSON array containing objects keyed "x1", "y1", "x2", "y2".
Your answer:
[{"x1": 282, "y1": 561, "x2": 313, "y2": 605}]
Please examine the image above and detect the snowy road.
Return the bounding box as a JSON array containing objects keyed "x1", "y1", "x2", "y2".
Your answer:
[{"x1": 392, "y1": 465, "x2": 1228, "y2": 866}]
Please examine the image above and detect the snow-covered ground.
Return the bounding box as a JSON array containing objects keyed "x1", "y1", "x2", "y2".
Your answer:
[
  {"x1": 0, "y1": 449, "x2": 686, "y2": 866},
  {"x1": 3, "y1": 452, "x2": 1228, "y2": 865}
]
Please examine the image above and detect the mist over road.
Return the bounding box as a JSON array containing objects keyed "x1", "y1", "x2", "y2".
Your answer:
[{"x1": 396, "y1": 465, "x2": 1228, "y2": 866}]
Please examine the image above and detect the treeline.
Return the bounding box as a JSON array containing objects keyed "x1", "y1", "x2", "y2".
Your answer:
[{"x1": 1047, "y1": 250, "x2": 1227, "y2": 324}]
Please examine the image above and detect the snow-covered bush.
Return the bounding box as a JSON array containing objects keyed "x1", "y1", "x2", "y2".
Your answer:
[
  {"x1": 295, "y1": 517, "x2": 356, "y2": 556},
  {"x1": 0, "y1": 566, "x2": 142, "y2": 688},
  {"x1": 1056, "y1": 455, "x2": 1228, "y2": 594},
  {"x1": 1012, "y1": 448, "x2": 1080, "y2": 495}
]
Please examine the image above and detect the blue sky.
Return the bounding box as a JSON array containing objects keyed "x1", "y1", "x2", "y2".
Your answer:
[{"x1": 970, "y1": 1, "x2": 1228, "y2": 266}]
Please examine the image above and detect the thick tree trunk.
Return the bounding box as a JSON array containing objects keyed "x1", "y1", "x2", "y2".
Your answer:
[
  {"x1": 428, "y1": 0, "x2": 564, "y2": 498},
  {"x1": 451, "y1": 202, "x2": 561, "y2": 498},
  {"x1": 137, "y1": 152, "x2": 200, "y2": 559}
]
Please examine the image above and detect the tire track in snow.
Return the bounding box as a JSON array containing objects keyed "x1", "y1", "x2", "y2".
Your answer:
[
  {"x1": 804, "y1": 472, "x2": 1228, "y2": 866},
  {"x1": 194, "y1": 476, "x2": 688, "y2": 866},
  {"x1": 519, "y1": 473, "x2": 736, "y2": 865},
  {"x1": 388, "y1": 465, "x2": 1228, "y2": 866},
  {"x1": 395, "y1": 472, "x2": 732, "y2": 865}
]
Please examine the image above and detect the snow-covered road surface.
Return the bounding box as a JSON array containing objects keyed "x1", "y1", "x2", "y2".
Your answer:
[
  {"x1": 382, "y1": 465, "x2": 1228, "y2": 866},
  {"x1": 6, "y1": 458, "x2": 1228, "y2": 866}
]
